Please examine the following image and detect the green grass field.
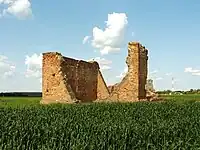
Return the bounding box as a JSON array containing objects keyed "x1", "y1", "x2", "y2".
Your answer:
[
  {"x1": 1, "y1": 94, "x2": 200, "y2": 149},
  {"x1": 1, "y1": 94, "x2": 200, "y2": 107}
]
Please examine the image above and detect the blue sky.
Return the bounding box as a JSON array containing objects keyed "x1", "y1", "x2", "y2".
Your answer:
[{"x1": 0, "y1": 0, "x2": 200, "y2": 92}]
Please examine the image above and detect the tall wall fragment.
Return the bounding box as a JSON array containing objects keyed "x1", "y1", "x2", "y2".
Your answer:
[
  {"x1": 41, "y1": 52, "x2": 76, "y2": 104},
  {"x1": 97, "y1": 70, "x2": 110, "y2": 99},
  {"x1": 41, "y1": 52, "x2": 109, "y2": 104},
  {"x1": 109, "y1": 42, "x2": 148, "y2": 102}
]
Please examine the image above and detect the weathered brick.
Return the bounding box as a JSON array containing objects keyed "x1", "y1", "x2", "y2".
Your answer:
[
  {"x1": 108, "y1": 42, "x2": 148, "y2": 102},
  {"x1": 41, "y1": 53, "x2": 109, "y2": 104},
  {"x1": 41, "y1": 41, "x2": 149, "y2": 104}
]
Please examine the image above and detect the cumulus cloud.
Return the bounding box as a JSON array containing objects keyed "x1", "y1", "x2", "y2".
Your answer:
[
  {"x1": 184, "y1": 67, "x2": 200, "y2": 76},
  {"x1": 89, "y1": 57, "x2": 112, "y2": 71},
  {"x1": 0, "y1": 55, "x2": 16, "y2": 78},
  {"x1": 90, "y1": 12, "x2": 128, "y2": 55},
  {"x1": 116, "y1": 66, "x2": 128, "y2": 78},
  {"x1": 25, "y1": 53, "x2": 42, "y2": 80},
  {"x1": 82, "y1": 36, "x2": 90, "y2": 44},
  {"x1": 0, "y1": 0, "x2": 32, "y2": 19}
]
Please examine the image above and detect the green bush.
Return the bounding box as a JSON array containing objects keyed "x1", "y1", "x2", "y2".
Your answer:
[{"x1": 1, "y1": 102, "x2": 200, "y2": 149}]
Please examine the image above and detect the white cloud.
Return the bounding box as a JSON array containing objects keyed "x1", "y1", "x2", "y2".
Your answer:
[
  {"x1": 148, "y1": 69, "x2": 158, "y2": 79},
  {"x1": 174, "y1": 78, "x2": 180, "y2": 82},
  {"x1": 25, "y1": 53, "x2": 42, "y2": 80},
  {"x1": 117, "y1": 68, "x2": 160, "y2": 80},
  {"x1": 155, "y1": 77, "x2": 163, "y2": 81},
  {"x1": 82, "y1": 36, "x2": 90, "y2": 44},
  {"x1": 184, "y1": 67, "x2": 200, "y2": 73},
  {"x1": 0, "y1": 55, "x2": 16, "y2": 78},
  {"x1": 147, "y1": 70, "x2": 164, "y2": 81},
  {"x1": 91, "y1": 12, "x2": 128, "y2": 55},
  {"x1": 116, "y1": 66, "x2": 128, "y2": 78},
  {"x1": 184, "y1": 67, "x2": 200, "y2": 76},
  {"x1": 150, "y1": 70, "x2": 158, "y2": 74},
  {"x1": 101, "y1": 65, "x2": 111, "y2": 70},
  {"x1": 166, "y1": 72, "x2": 172, "y2": 76},
  {"x1": 89, "y1": 57, "x2": 112, "y2": 71},
  {"x1": 0, "y1": 0, "x2": 32, "y2": 19},
  {"x1": 0, "y1": 55, "x2": 7, "y2": 61},
  {"x1": 192, "y1": 72, "x2": 200, "y2": 76}
]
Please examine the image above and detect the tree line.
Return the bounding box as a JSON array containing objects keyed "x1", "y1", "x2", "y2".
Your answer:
[{"x1": 0, "y1": 92, "x2": 42, "y2": 97}]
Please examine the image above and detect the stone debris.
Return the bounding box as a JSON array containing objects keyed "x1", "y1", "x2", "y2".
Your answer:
[{"x1": 145, "y1": 79, "x2": 162, "y2": 101}]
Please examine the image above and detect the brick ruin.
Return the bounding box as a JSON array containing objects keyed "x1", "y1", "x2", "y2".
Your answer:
[
  {"x1": 107, "y1": 42, "x2": 148, "y2": 102},
  {"x1": 41, "y1": 42, "x2": 148, "y2": 104},
  {"x1": 41, "y1": 53, "x2": 109, "y2": 104}
]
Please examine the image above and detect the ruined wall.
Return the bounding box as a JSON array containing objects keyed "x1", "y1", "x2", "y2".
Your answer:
[
  {"x1": 108, "y1": 83, "x2": 118, "y2": 94},
  {"x1": 109, "y1": 42, "x2": 148, "y2": 101},
  {"x1": 61, "y1": 58, "x2": 99, "y2": 102},
  {"x1": 41, "y1": 52, "x2": 109, "y2": 104},
  {"x1": 41, "y1": 41, "x2": 148, "y2": 104},
  {"x1": 97, "y1": 70, "x2": 110, "y2": 99},
  {"x1": 41, "y1": 52, "x2": 76, "y2": 104},
  {"x1": 138, "y1": 44, "x2": 148, "y2": 99}
]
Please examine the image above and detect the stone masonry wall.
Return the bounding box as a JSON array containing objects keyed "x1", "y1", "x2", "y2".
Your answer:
[
  {"x1": 41, "y1": 52, "x2": 109, "y2": 104},
  {"x1": 109, "y1": 42, "x2": 148, "y2": 102}
]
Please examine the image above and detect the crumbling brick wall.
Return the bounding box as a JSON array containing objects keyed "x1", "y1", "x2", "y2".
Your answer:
[
  {"x1": 109, "y1": 42, "x2": 148, "y2": 101},
  {"x1": 41, "y1": 52, "x2": 109, "y2": 104},
  {"x1": 97, "y1": 70, "x2": 110, "y2": 99},
  {"x1": 41, "y1": 52, "x2": 76, "y2": 104},
  {"x1": 138, "y1": 43, "x2": 148, "y2": 99},
  {"x1": 41, "y1": 41, "x2": 148, "y2": 104}
]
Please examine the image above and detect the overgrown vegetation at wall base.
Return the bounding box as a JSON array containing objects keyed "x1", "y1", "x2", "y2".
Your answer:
[{"x1": 1, "y1": 101, "x2": 200, "y2": 149}]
